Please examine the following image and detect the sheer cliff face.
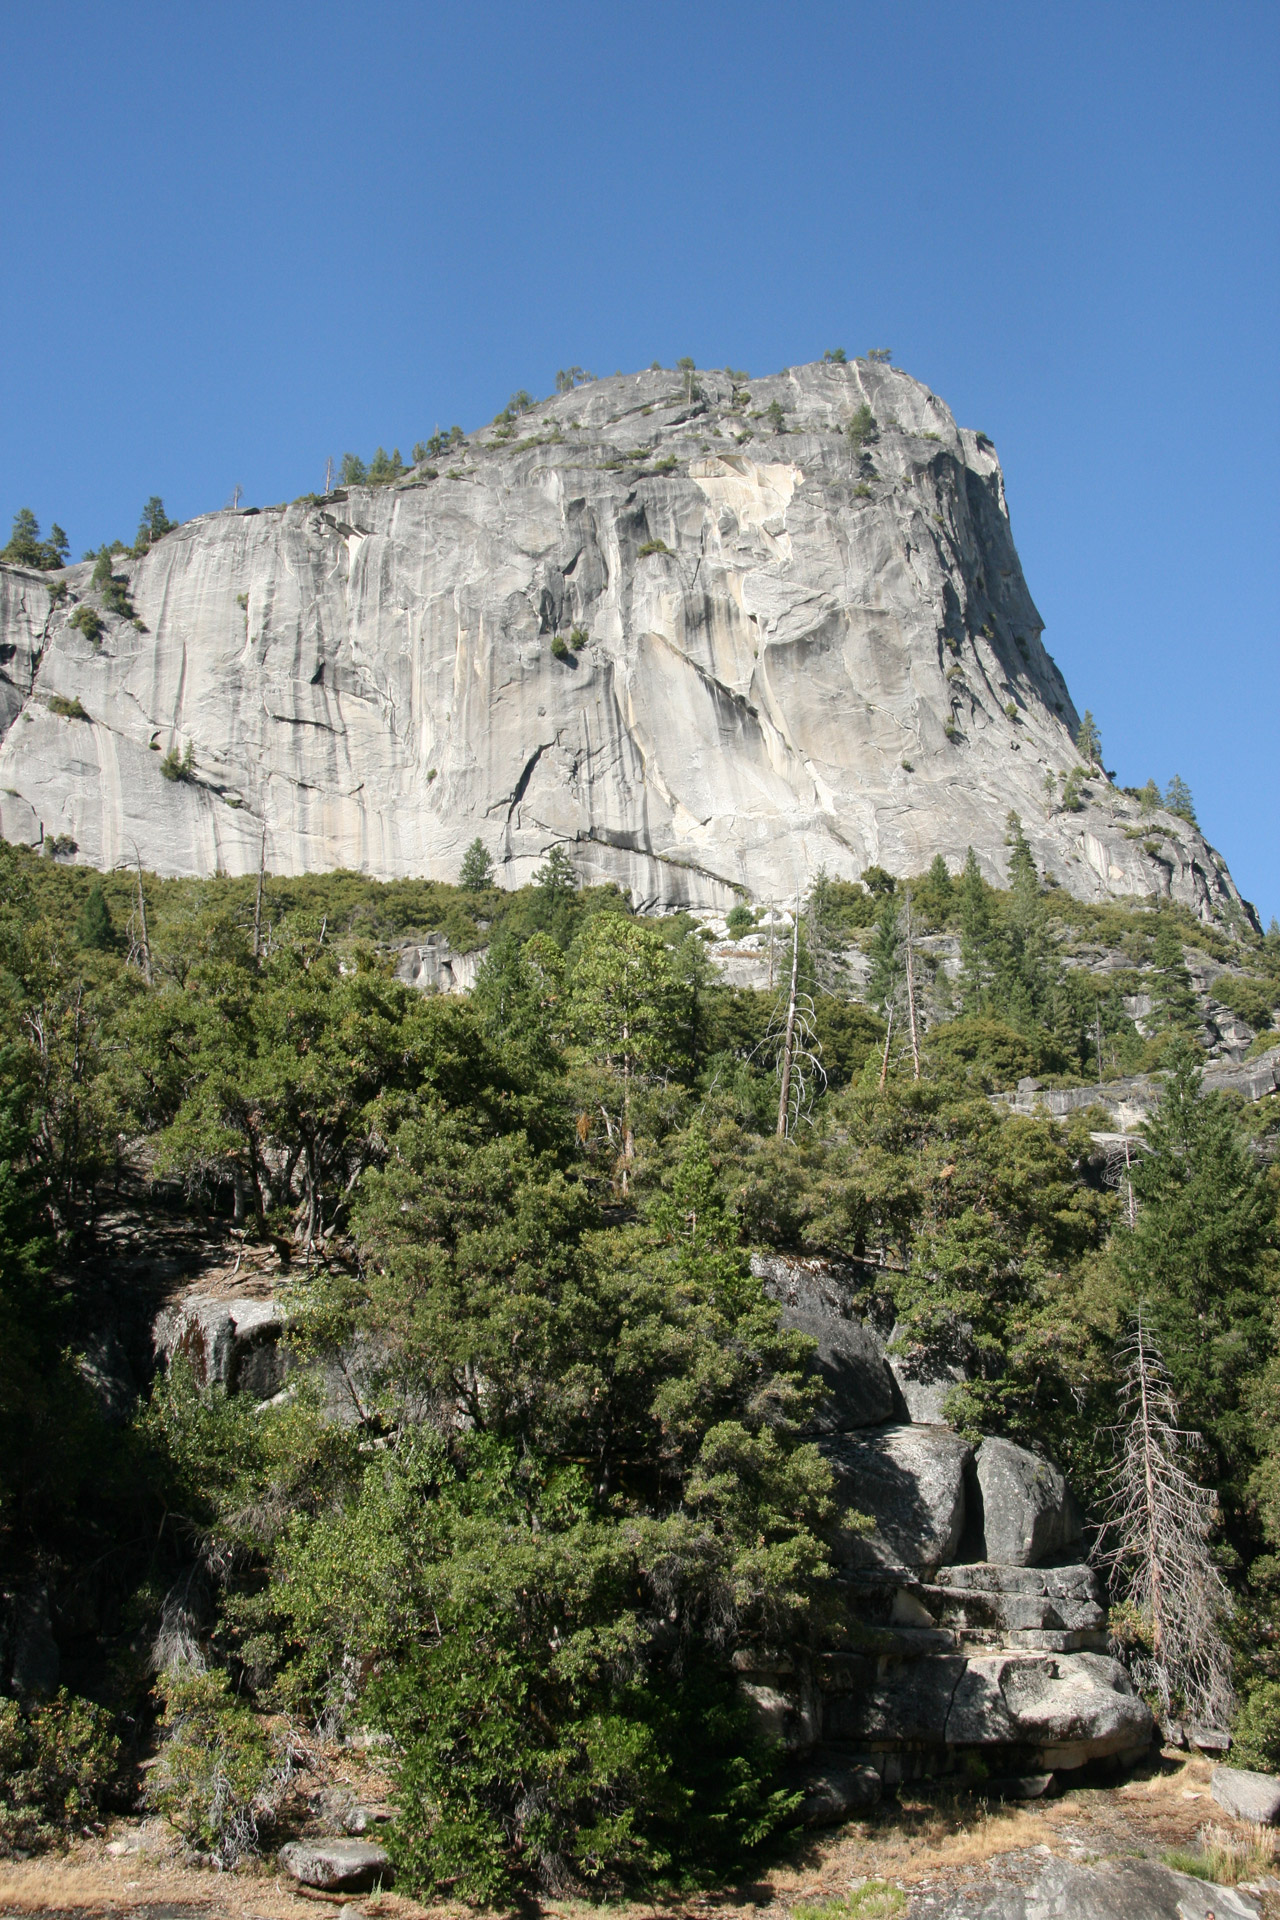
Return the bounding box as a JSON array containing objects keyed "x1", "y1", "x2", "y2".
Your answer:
[{"x1": 0, "y1": 361, "x2": 1245, "y2": 918}]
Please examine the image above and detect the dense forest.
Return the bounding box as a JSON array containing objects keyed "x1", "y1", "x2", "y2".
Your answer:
[{"x1": 0, "y1": 833, "x2": 1277, "y2": 1898}]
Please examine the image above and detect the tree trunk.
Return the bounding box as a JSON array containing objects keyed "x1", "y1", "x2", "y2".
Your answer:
[{"x1": 776, "y1": 910, "x2": 800, "y2": 1139}]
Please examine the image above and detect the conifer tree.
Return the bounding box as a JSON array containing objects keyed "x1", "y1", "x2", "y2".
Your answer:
[
  {"x1": 1164, "y1": 774, "x2": 1198, "y2": 825},
  {"x1": 1075, "y1": 709, "x2": 1102, "y2": 770},
  {"x1": 957, "y1": 847, "x2": 994, "y2": 1015},
  {"x1": 457, "y1": 837, "x2": 495, "y2": 892},
  {"x1": 75, "y1": 883, "x2": 114, "y2": 951},
  {"x1": 1150, "y1": 915, "x2": 1198, "y2": 1037}
]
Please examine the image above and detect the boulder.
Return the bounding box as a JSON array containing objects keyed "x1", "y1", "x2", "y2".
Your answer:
[
  {"x1": 278, "y1": 1839, "x2": 393, "y2": 1891},
  {"x1": 822, "y1": 1424, "x2": 972, "y2": 1571},
  {"x1": 945, "y1": 1650, "x2": 1153, "y2": 1765},
  {"x1": 755, "y1": 1255, "x2": 902, "y2": 1429},
  {"x1": 973, "y1": 1436, "x2": 1082, "y2": 1567},
  {"x1": 1211, "y1": 1763, "x2": 1280, "y2": 1825},
  {"x1": 153, "y1": 1295, "x2": 286, "y2": 1398},
  {"x1": 938, "y1": 1854, "x2": 1258, "y2": 1918},
  {"x1": 794, "y1": 1757, "x2": 882, "y2": 1826}
]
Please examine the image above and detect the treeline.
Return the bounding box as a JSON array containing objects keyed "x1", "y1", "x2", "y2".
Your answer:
[{"x1": 0, "y1": 840, "x2": 1277, "y2": 1890}]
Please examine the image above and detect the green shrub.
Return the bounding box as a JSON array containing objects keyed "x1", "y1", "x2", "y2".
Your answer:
[
  {"x1": 1214, "y1": 974, "x2": 1277, "y2": 1031},
  {"x1": 147, "y1": 1668, "x2": 290, "y2": 1869},
  {"x1": 725, "y1": 904, "x2": 756, "y2": 940},
  {"x1": 568, "y1": 625, "x2": 589, "y2": 648},
  {"x1": 48, "y1": 694, "x2": 89, "y2": 721},
  {"x1": 68, "y1": 606, "x2": 104, "y2": 645},
  {"x1": 637, "y1": 539, "x2": 670, "y2": 557},
  {"x1": 159, "y1": 742, "x2": 195, "y2": 783},
  {"x1": 794, "y1": 1888, "x2": 905, "y2": 1920},
  {"x1": 1, "y1": 508, "x2": 69, "y2": 571},
  {"x1": 1232, "y1": 1679, "x2": 1280, "y2": 1770},
  {"x1": 847, "y1": 403, "x2": 877, "y2": 447},
  {"x1": 0, "y1": 1691, "x2": 123, "y2": 1854},
  {"x1": 765, "y1": 399, "x2": 785, "y2": 433},
  {"x1": 550, "y1": 633, "x2": 571, "y2": 661}
]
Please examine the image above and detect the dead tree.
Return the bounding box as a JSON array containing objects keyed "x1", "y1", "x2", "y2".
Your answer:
[
  {"x1": 902, "y1": 887, "x2": 920, "y2": 1080},
  {"x1": 775, "y1": 909, "x2": 800, "y2": 1138},
  {"x1": 1096, "y1": 1315, "x2": 1235, "y2": 1737}
]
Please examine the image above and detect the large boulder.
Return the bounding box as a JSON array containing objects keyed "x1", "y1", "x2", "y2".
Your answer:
[
  {"x1": 821, "y1": 1425, "x2": 973, "y2": 1572},
  {"x1": 945, "y1": 1650, "x2": 1153, "y2": 1767},
  {"x1": 755, "y1": 1255, "x2": 902, "y2": 1429},
  {"x1": 153, "y1": 1294, "x2": 286, "y2": 1398},
  {"x1": 278, "y1": 1839, "x2": 393, "y2": 1892},
  {"x1": 1211, "y1": 1763, "x2": 1280, "y2": 1825},
  {"x1": 938, "y1": 1855, "x2": 1258, "y2": 1919},
  {"x1": 973, "y1": 1436, "x2": 1082, "y2": 1567},
  {"x1": 823, "y1": 1647, "x2": 1152, "y2": 1764}
]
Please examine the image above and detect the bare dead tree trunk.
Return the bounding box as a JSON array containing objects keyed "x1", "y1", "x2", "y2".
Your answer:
[
  {"x1": 879, "y1": 1002, "x2": 895, "y2": 1091},
  {"x1": 252, "y1": 827, "x2": 267, "y2": 962},
  {"x1": 903, "y1": 888, "x2": 920, "y2": 1081},
  {"x1": 1096, "y1": 1313, "x2": 1235, "y2": 1736},
  {"x1": 776, "y1": 907, "x2": 800, "y2": 1139},
  {"x1": 133, "y1": 847, "x2": 152, "y2": 987}
]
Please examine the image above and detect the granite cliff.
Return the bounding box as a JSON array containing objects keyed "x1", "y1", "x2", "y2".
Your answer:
[{"x1": 0, "y1": 359, "x2": 1246, "y2": 919}]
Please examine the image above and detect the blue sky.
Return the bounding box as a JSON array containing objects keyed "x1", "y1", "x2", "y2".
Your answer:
[{"x1": 2, "y1": 0, "x2": 1276, "y2": 919}]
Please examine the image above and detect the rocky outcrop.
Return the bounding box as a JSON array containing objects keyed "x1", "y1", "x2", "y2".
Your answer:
[
  {"x1": 939, "y1": 1856, "x2": 1259, "y2": 1919},
  {"x1": 749, "y1": 1252, "x2": 1154, "y2": 1795},
  {"x1": 0, "y1": 360, "x2": 1248, "y2": 922}
]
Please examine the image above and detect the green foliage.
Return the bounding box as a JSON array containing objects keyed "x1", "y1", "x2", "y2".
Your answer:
[
  {"x1": 68, "y1": 605, "x2": 104, "y2": 645},
  {"x1": 1, "y1": 508, "x2": 69, "y2": 571},
  {"x1": 133, "y1": 496, "x2": 175, "y2": 552},
  {"x1": 556, "y1": 367, "x2": 594, "y2": 393},
  {"x1": 1164, "y1": 774, "x2": 1198, "y2": 825},
  {"x1": 794, "y1": 1887, "x2": 905, "y2": 1920},
  {"x1": 551, "y1": 632, "x2": 571, "y2": 660},
  {"x1": 1215, "y1": 973, "x2": 1277, "y2": 1031},
  {"x1": 847, "y1": 403, "x2": 877, "y2": 447},
  {"x1": 48, "y1": 693, "x2": 89, "y2": 720},
  {"x1": 339, "y1": 453, "x2": 367, "y2": 484},
  {"x1": 822, "y1": 348, "x2": 848, "y2": 364},
  {"x1": 1075, "y1": 709, "x2": 1102, "y2": 769},
  {"x1": 1231, "y1": 1679, "x2": 1280, "y2": 1770},
  {"x1": 0, "y1": 1691, "x2": 123, "y2": 1853},
  {"x1": 147, "y1": 1668, "x2": 289, "y2": 1868},
  {"x1": 867, "y1": 347, "x2": 893, "y2": 364},
  {"x1": 725, "y1": 903, "x2": 756, "y2": 940},
  {"x1": 637, "y1": 538, "x2": 671, "y2": 557},
  {"x1": 158, "y1": 741, "x2": 195, "y2": 783},
  {"x1": 765, "y1": 400, "x2": 786, "y2": 433},
  {"x1": 1110, "y1": 1044, "x2": 1275, "y2": 1479},
  {"x1": 458, "y1": 836, "x2": 495, "y2": 892},
  {"x1": 1138, "y1": 777, "x2": 1162, "y2": 813},
  {"x1": 75, "y1": 884, "x2": 114, "y2": 951}
]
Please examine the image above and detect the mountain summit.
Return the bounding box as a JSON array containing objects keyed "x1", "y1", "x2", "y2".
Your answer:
[{"x1": 0, "y1": 359, "x2": 1246, "y2": 921}]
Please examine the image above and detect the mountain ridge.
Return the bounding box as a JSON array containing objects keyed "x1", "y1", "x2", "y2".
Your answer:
[{"x1": 0, "y1": 358, "x2": 1252, "y2": 927}]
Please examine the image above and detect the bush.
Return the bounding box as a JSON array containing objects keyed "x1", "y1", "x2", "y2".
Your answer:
[
  {"x1": 847, "y1": 403, "x2": 877, "y2": 447},
  {"x1": 1, "y1": 508, "x2": 69, "y2": 571},
  {"x1": 147, "y1": 1668, "x2": 291, "y2": 1870},
  {"x1": 725, "y1": 904, "x2": 756, "y2": 940},
  {"x1": 48, "y1": 694, "x2": 89, "y2": 721},
  {"x1": 637, "y1": 539, "x2": 670, "y2": 557},
  {"x1": 1214, "y1": 974, "x2": 1277, "y2": 1032},
  {"x1": 550, "y1": 633, "x2": 571, "y2": 661},
  {"x1": 1231, "y1": 1679, "x2": 1280, "y2": 1771},
  {"x1": 159, "y1": 742, "x2": 195, "y2": 783},
  {"x1": 68, "y1": 606, "x2": 104, "y2": 645},
  {"x1": 0, "y1": 1691, "x2": 123, "y2": 1855}
]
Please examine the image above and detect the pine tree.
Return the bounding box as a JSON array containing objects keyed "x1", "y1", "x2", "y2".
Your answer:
[
  {"x1": 1075, "y1": 709, "x2": 1102, "y2": 770},
  {"x1": 75, "y1": 883, "x2": 114, "y2": 951},
  {"x1": 1149, "y1": 915, "x2": 1198, "y2": 1037},
  {"x1": 531, "y1": 845, "x2": 576, "y2": 899},
  {"x1": 1, "y1": 509, "x2": 68, "y2": 571},
  {"x1": 957, "y1": 847, "x2": 994, "y2": 1015},
  {"x1": 134, "y1": 496, "x2": 175, "y2": 552},
  {"x1": 458, "y1": 838, "x2": 495, "y2": 892},
  {"x1": 1163, "y1": 775, "x2": 1198, "y2": 825}
]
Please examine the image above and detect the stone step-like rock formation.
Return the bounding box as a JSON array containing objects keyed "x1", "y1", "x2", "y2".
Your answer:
[{"x1": 0, "y1": 360, "x2": 1248, "y2": 921}]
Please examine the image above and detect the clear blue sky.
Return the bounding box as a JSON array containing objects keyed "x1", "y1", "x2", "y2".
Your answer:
[{"x1": 3, "y1": 1, "x2": 1276, "y2": 919}]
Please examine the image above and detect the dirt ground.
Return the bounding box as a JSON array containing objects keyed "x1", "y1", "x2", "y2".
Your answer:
[{"x1": 2, "y1": 1752, "x2": 1278, "y2": 1919}]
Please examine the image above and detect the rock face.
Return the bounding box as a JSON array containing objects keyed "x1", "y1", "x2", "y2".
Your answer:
[
  {"x1": 974, "y1": 1436, "x2": 1083, "y2": 1567},
  {"x1": 755, "y1": 1253, "x2": 903, "y2": 1429},
  {"x1": 0, "y1": 360, "x2": 1247, "y2": 921},
  {"x1": 939, "y1": 1856, "x2": 1259, "y2": 1920}
]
